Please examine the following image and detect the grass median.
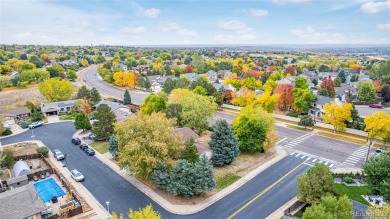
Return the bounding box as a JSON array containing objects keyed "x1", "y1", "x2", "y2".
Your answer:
[
  {"x1": 333, "y1": 183, "x2": 370, "y2": 205},
  {"x1": 89, "y1": 141, "x2": 108, "y2": 154}
]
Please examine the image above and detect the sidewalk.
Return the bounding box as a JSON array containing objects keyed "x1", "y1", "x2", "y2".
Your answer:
[
  {"x1": 76, "y1": 130, "x2": 288, "y2": 215},
  {"x1": 0, "y1": 123, "x2": 28, "y2": 139}
]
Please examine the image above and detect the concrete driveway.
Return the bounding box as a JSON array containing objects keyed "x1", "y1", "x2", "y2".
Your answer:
[{"x1": 47, "y1": 115, "x2": 60, "y2": 123}]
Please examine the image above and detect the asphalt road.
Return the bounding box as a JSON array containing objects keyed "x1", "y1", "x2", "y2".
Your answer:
[
  {"x1": 81, "y1": 66, "x2": 150, "y2": 105},
  {"x1": 214, "y1": 112, "x2": 372, "y2": 168},
  {"x1": 355, "y1": 105, "x2": 390, "y2": 118},
  {"x1": 0, "y1": 123, "x2": 309, "y2": 219}
]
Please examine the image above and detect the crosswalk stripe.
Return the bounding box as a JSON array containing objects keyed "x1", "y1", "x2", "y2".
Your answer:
[
  {"x1": 304, "y1": 163, "x2": 314, "y2": 167},
  {"x1": 312, "y1": 159, "x2": 317, "y2": 162},
  {"x1": 345, "y1": 159, "x2": 357, "y2": 163},
  {"x1": 319, "y1": 161, "x2": 323, "y2": 163},
  {"x1": 343, "y1": 162, "x2": 355, "y2": 166},
  {"x1": 306, "y1": 157, "x2": 311, "y2": 160},
  {"x1": 295, "y1": 154, "x2": 301, "y2": 157},
  {"x1": 324, "y1": 162, "x2": 328, "y2": 165},
  {"x1": 290, "y1": 152, "x2": 295, "y2": 155},
  {"x1": 301, "y1": 155, "x2": 306, "y2": 159},
  {"x1": 329, "y1": 163, "x2": 334, "y2": 168},
  {"x1": 353, "y1": 151, "x2": 367, "y2": 155},
  {"x1": 346, "y1": 156, "x2": 361, "y2": 160}
]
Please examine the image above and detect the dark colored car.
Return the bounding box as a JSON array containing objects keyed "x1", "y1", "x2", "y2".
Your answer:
[
  {"x1": 85, "y1": 148, "x2": 95, "y2": 156},
  {"x1": 79, "y1": 143, "x2": 89, "y2": 151},
  {"x1": 72, "y1": 138, "x2": 81, "y2": 145},
  {"x1": 89, "y1": 115, "x2": 95, "y2": 120},
  {"x1": 369, "y1": 103, "x2": 383, "y2": 108},
  {"x1": 376, "y1": 148, "x2": 388, "y2": 153}
]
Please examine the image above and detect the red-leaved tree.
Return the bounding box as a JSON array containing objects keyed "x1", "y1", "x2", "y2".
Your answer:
[
  {"x1": 273, "y1": 84, "x2": 294, "y2": 112},
  {"x1": 221, "y1": 90, "x2": 233, "y2": 104},
  {"x1": 185, "y1": 65, "x2": 193, "y2": 73},
  {"x1": 319, "y1": 77, "x2": 336, "y2": 98},
  {"x1": 284, "y1": 65, "x2": 296, "y2": 76}
]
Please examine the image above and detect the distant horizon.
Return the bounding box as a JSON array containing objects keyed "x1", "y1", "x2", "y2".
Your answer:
[{"x1": 1, "y1": 0, "x2": 389, "y2": 45}]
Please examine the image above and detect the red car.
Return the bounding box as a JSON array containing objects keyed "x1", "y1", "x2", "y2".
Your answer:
[{"x1": 369, "y1": 103, "x2": 383, "y2": 108}]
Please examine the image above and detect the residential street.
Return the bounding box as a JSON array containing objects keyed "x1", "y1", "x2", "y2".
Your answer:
[
  {"x1": 0, "y1": 123, "x2": 311, "y2": 218},
  {"x1": 81, "y1": 65, "x2": 150, "y2": 105}
]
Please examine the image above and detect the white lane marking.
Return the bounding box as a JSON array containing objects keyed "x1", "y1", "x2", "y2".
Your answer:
[
  {"x1": 329, "y1": 164, "x2": 334, "y2": 168},
  {"x1": 295, "y1": 153, "x2": 301, "y2": 157},
  {"x1": 319, "y1": 161, "x2": 323, "y2": 163},
  {"x1": 306, "y1": 157, "x2": 311, "y2": 160},
  {"x1": 277, "y1": 137, "x2": 287, "y2": 144},
  {"x1": 301, "y1": 155, "x2": 306, "y2": 159},
  {"x1": 290, "y1": 152, "x2": 295, "y2": 155},
  {"x1": 324, "y1": 162, "x2": 328, "y2": 165},
  {"x1": 304, "y1": 163, "x2": 314, "y2": 167},
  {"x1": 343, "y1": 161, "x2": 356, "y2": 166},
  {"x1": 312, "y1": 159, "x2": 317, "y2": 162}
]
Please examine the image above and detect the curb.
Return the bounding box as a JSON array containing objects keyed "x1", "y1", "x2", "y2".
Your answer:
[
  {"x1": 78, "y1": 129, "x2": 288, "y2": 216},
  {"x1": 266, "y1": 197, "x2": 299, "y2": 219}
]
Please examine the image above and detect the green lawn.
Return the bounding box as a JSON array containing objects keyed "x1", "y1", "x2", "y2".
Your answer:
[
  {"x1": 89, "y1": 141, "x2": 108, "y2": 154},
  {"x1": 333, "y1": 183, "x2": 370, "y2": 205},
  {"x1": 217, "y1": 173, "x2": 241, "y2": 189},
  {"x1": 59, "y1": 113, "x2": 77, "y2": 120}
]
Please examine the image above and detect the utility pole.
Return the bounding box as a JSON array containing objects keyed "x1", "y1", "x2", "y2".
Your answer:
[{"x1": 366, "y1": 137, "x2": 378, "y2": 162}]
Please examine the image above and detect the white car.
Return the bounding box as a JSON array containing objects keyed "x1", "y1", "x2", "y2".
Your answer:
[
  {"x1": 29, "y1": 121, "x2": 44, "y2": 129},
  {"x1": 70, "y1": 169, "x2": 84, "y2": 182},
  {"x1": 53, "y1": 149, "x2": 65, "y2": 160},
  {"x1": 2, "y1": 123, "x2": 11, "y2": 129}
]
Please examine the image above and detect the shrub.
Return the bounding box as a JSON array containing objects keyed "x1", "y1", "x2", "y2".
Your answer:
[
  {"x1": 19, "y1": 122, "x2": 29, "y2": 129},
  {"x1": 1, "y1": 128, "x2": 12, "y2": 136},
  {"x1": 1, "y1": 151, "x2": 14, "y2": 168},
  {"x1": 343, "y1": 176, "x2": 354, "y2": 184},
  {"x1": 36, "y1": 147, "x2": 49, "y2": 158},
  {"x1": 17, "y1": 81, "x2": 28, "y2": 88},
  {"x1": 287, "y1": 112, "x2": 299, "y2": 117}
]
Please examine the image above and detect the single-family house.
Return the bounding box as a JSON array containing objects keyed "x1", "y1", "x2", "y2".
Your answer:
[
  {"x1": 217, "y1": 70, "x2": 232, "y2": 79},
  {"x1": 319, "y1": 72, "x2": 338, "y2": 80},
  {"x1": 173, "y1": 127, "x2": 212, "y2": 159},
  {"x1": 0, "y1": 184, "x2": 46, "y2": 219},
  {"x1": 181, "y1": 73, "x2": 199, "y2": 82},
  {"x1": 309, "y1": 95, "x2": 341, "y2": 118},
  {"x1": 335, "y1": 86, "x2": 356, "y2": 102},
  {"x1": 41, "y1": 100, "x2": 76, "y2": 115},
  {"x1": 277, "y1": 76, "x2": 296, "y2": 85},
  {"x1": 95, "y1": 101, "x2": 133, "y2": 122},
  {"x1": 0, "y1": 107, "x2": 31, "y2": 124},
  {"x1": 147, "y1": 75, "x2": 176, "y2": 93},
  {"x1": 205, "y1": 70, "x2": 218, "y2": 83},
  {"x1": 132, "y1": 64, "x2": 150, "y2": 72},
  {"x1": 59, "y1": 60, "x2": 77, "y2": 66},
  {"x1": 213, "y1": 83, "x2": 230, "y2": 92},
  {"x1": 113, "y1": 63, "x2": 128, "y2": 71}
]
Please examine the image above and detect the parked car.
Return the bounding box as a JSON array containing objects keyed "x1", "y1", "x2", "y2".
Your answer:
[
  {"x1": 53, "y1": 149, "x2": 65, "y2": 161},
  {"x1": 376, "y1": 148, "x2": 388, "y2": 153},
  {"x1": 29, "y1": 121, "x2": 44, "y2": 129},
  {"x1": 89, "y1": 115, "x2": 95, "y2": 120},
  {"x1": 85, "y1": 148, "x2": 95, "y2": 156},
  {"x1": 2, "y1": 123, "x2": 11, "y2": 129},
  {"x1": 369, "y1": 103, "x2": 383, "y2": 108},
  {"x1": 79, "y1": 143, "x2": 89, "y2": 151},
  {"x1": 70, "y1": 169, "x2": 84, "y2": 182},
  {"x1": 72, "y1": 138, "x2": 81, "y2": 145}
]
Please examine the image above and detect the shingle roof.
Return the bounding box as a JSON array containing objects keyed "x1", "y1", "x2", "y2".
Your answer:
[
  {"x1": 41, "y1": 100, "x2": 76, "y2": 113},
  {"x1": 95, "y1": 101, "x2": 122, "y2": 111},
  {"x1": 173, "y1": 127, "x2": 199, "y2": 142},
  {"x1": 315, "y1": 95, "x2": 335, "y2": 105},
  {"x1": 0, "y1": 107, "x2": 30, "y2": 117},
  {"x1": 0, "y1": 184, "x2": 46, "y2": 219}
]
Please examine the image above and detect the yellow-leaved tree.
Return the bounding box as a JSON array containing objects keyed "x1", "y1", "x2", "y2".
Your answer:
[
  {"x1": 252, "y1": 91, "x2": 280, "y2": 113},
  {"x1": 111, "y1": 204, "x2": 161, "y2": 219},
  {"x1": 169, "y1": 88, "x2": 191, "y2": 103},
  {"x1": 364, "y1": 111, "x2": 390, "y2": 145},
  {"x1": 38, "y1": 78, "x2": 73, "y2": 102},
  {"x1": 231, "y1": 87, "x2": 256, "y2": 107},
  {"x1": 113, "y1": 72, "x2": 138, "y2": 87},
  {"x1": 322, "y1": 101, "x2": 353, "y2": 135},
  {"x1": 114, "y1": 112, "x2": 184, "y2": 179}
]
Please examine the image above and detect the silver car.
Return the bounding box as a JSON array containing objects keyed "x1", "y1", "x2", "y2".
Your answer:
[
  {"x1": 53, "y1": 149, "x2": 65, "y2": 160},
  {"x1": 71, "y1": 169, "x2": 84, "y2": 182}
]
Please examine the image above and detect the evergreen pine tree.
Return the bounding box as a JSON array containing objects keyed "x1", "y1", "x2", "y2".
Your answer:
[
  {"x1": 181, "y1": 137, "x2": 199, "y2": 163},
  {"x1": 90, "y1": 88, "x2": 101, "y2": 104},
  {"x1": 166, "y1": 159, "x2": 195, "y2": 198},
  {"x1": 194, "y1": 155, "x2": 216, "y2": 194},
  {"x1": 151, "y1": 162, "x2": 171, "y2": 190},
  {"x1": 74, "y1": 112, "x2": 91, "y2": 131},
  {"x1": 123, "y1": 90, "x2": 131, "y2": 105},
  {"x1": 108, "y1": 134, "x2": 119, "y2": 158},
  {"x1": 31, "y1": 109, "x2": 44, "y2": 122},
  {"x1": 92, "y1": 104, "x2": 116, "y2": 140},
  {"x1": 76, "y1": 85, "x2": 91, "y2": 100},
  {"x1": 209, "y1": 120, "x2": 240, "y2": 166}
]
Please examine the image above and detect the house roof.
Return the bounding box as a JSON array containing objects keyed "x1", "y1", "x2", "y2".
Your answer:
[
  {"x1": 181, "y1": 73, "x2": 199, "y2": 81},
  {"x1": 217, "y1": 70, "x2": 231, "y2": 75},
  {"x1": 335, "y1": 86, "x2": 355, "y2": 97},
  {"x1": 41, "y1": 100, "x2": 76, "y2": 113},
  {"x1": 0, "y1": 107, "x2": 30, "y2": 117},
  {"x1": 113, "y1": 107, "x2": 132, "y2": 122},
  {"x1": 0, "y1": 184, "x2": 46, "y2": 219},
  {"x1": 173, "y1": 127, "x2": 199, "y2": 142},
  {"x1": 315, "y1": 95, "x2": 335, "y2": 106},
  {"x1": 95, "y1": 101, "x2": 122, "y2": 112}
]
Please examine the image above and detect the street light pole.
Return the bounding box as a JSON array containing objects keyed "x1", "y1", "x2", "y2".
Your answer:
[
  {"x1": 31, "y1": 129, "x2": 35, "y2": 141},
  {"x1": 366, "y1": 137, "x2": 378, "y2": 162},
  {"x1": 106, "y1": 201, "x2": 110, "y2": 218}
]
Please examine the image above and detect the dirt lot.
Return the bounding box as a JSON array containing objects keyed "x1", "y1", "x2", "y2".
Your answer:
[
  {"x1": 0, "y1": 169, "x2": 11, "y2": 180},
  {"x1": 0, "y1": 83, "x2": 80, "y2": 108},
  {"x1": 6, "y1": 143, "x2": 39, "y2": 156}
]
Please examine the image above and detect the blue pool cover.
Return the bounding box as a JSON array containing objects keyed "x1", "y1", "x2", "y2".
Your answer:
[{"x1": 34, "y1": 178, "x2": 66, "y2": 203}]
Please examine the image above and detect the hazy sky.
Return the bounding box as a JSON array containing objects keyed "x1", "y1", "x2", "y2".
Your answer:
[{"x1": 1, "y1": 0, "x2": 389, "y2": 45}]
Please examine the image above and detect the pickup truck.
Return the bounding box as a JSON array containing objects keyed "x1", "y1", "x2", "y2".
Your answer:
[{"x1": 29, "y1": 121, "x2": 44, "y2": 129}]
